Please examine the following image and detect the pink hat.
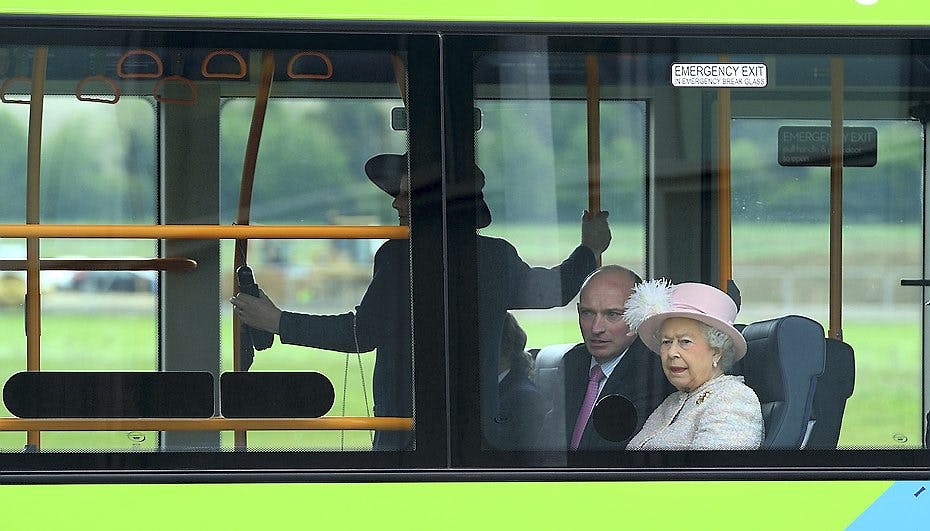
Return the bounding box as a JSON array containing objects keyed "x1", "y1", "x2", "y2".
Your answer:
[{"x1": 622, "y1": 280, "x2": 747, "y2": 360}]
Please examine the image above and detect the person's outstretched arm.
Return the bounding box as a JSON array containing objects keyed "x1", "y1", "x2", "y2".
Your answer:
[
  {"x1": 230, "y1": 240, "x2": 407, "y2": 353},
  {"x1": 504, "y1": 210, "x2": 610, "y2": 309}
]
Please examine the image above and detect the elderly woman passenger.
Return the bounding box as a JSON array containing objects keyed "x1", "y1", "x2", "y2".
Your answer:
[{"x1": 623, "y1": 280, "x2": 763, "y2": 450}]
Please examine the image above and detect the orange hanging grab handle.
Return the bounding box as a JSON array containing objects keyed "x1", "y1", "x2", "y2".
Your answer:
[
  {"x1": 201, "y1": 49, "x2": 247, "y2": 79},
  {"x1": 287, "y1": 51, "x2": 333, "y2": 80},
  {"x1": 0, "y1": 76, "x2": 32, "y2": 104},
  {"x1": 75, "y1": 75, "x2": 121, "y2": 104},
  {"x1": 116, "y1": 49, "x2": 164, "y2": 79},
  {"x1": 153, "y1": 75, "x2": 198, "y2": 105}
]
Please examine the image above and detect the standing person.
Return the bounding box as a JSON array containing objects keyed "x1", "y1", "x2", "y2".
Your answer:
[
  {"x1": 537, "y1": 265, "x2": 674, "y2": 451},
  {"x1": 623, "y1": 280, "x2": 763, "y2": 450},
  {"x1": 231, "y1": 152, "x2": 611, "y2": 450}
]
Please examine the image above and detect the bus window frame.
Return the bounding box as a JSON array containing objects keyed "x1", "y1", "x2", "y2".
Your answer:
[
  {"x1": 0, "y1": 19, "x2": 929, "y2": 480},
  {"x1": 444, "y1": 33, "x2": 930, "y2": 475},
  {"x1": 0, "y1": 27, "x2": 448, "y2": 474}
]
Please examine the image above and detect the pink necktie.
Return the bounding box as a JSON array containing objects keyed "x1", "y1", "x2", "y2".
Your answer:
[{"x1": 570, "y1": 364, "x2": 606, "y2": 450}]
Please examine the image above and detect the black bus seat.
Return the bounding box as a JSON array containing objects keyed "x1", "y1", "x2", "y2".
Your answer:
[
  {"x1": 738, "y1": 315, "x2": 826, "y2": 449},
  {"x1": 925, "y1": 410, "x2": 929, "y2": 449},
  {"x1": 803, "y1": 338, "x2": 855, "y2": 449}
]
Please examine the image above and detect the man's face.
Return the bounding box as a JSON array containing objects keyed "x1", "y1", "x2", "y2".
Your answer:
[{"x1": 577, "y1": 271, "x2": 636, "y2": 361}]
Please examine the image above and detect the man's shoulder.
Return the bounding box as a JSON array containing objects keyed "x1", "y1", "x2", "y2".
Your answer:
[
  {"x1": 535, "y1": 342, "x2": 584, "y2": 370},
  {"x1": 369, "y1": 238, "x2": 402, "y2": 261},
  {"x1": 477, "y1": 235, "x2": 517, "y2": 253},
  {"x1": 621, "y1": 337, "x2": 656, "y2": 358},
  {"x1": 615, "y1": 339, "x2": 665, "y2": 376},
  {"x1": 563, "y1": 343, "x2": 590, "y2": 359},
  {"x1": 376, "y1": 238, "x2": 408, "y2": 254},
  {"x1": 561, "y1": 344, "x2": 595, "y2": 374}
]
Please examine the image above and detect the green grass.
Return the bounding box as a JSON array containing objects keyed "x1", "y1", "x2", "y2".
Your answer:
[
  {"x1": 0, "y1": 308, "x2": 921, "y2": 451},
  {"x1": 838, "y1": 322, "x2": 922, "y2": 448},
  {"x1": 0, "y1": 221, "x2": 924, "y2": 451},
  {"x1": 0, "y1": 309, "x2": 377, "y2": 452}
]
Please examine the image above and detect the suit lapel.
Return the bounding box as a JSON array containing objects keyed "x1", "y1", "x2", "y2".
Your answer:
[
  {"x1": 581, "y1": 339, "x2": 650, "y2": 449},
  {"x1": 600, "y1": 339, "x2": 645, "y2": 398},
  {"x1": 563, "y1": 346, "x2": 590, "y2": 436}
]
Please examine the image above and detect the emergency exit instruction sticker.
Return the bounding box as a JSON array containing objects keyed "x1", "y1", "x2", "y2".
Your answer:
[{"x1": 671, "y1": 63, "x2": 767, "y2": 87}]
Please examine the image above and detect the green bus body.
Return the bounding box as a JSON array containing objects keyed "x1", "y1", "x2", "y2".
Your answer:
[{"x1": 0, "y1": 0, "x2": 927, "y2": 25}]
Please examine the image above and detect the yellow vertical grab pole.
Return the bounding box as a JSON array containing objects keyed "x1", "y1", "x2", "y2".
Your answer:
[
  {"x1": 233, "y1": 50, "x2": 275, "y2": 449},
  {"x1": 233, "y1": 51, "x2": 275, "y2": 370},
  {"x1": 717, "y1": 55, "x2": 733, "y2": 292},
  {"x1": 25, "y1": 46, "x2": 48, "y2": 449},
  {"x1": 585, "y1": 54, "x2": 602, "y2": 266},
  {"x1": 828, "y1": 57, "x2": 844, "y2": 341}
]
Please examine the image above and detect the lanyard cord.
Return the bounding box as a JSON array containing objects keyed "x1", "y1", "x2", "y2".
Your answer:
[{"x1": 341, "y1": 312, "x2": 374, "y2": 450}]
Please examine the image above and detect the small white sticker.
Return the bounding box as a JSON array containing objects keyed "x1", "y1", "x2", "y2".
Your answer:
[{"x1": 671, "y1": 63, "x2": 768, "y2": 88}]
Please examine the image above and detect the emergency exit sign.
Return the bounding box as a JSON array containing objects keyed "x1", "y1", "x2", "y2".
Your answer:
[
  {"x1": 671, "y1": 63, "x2": 767, "y2": 87},
  {"x1": 777, "y1": 126, "x2": 878, "y2": 167}
]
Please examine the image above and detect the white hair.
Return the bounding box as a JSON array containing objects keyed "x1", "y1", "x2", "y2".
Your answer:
[{"x1": 697, "y1": 321, "x2": 738, "y2": 371}]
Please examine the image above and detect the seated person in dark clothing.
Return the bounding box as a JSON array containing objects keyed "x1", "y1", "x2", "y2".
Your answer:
[
  {"x1": 231, "y1": 152, "x2": 610, "y2": 451},
  {"x1": 496, "y1": 312, "x2": 548, "y2": 449}
]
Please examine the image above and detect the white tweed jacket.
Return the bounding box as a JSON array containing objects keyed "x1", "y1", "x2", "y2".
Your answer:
[{"x1": 627, "y1": 374, "x2": 763, "y2": 450}]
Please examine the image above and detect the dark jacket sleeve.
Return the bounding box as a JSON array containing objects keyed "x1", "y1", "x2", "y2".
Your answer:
[
  {"x1": 499, "y1": 240, "x2": 597, "y2": 309},
  {"x1": 278, "y1": 240, "x2": 406, "y2": 353}
]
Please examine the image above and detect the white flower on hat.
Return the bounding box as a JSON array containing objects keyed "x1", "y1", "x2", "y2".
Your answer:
[{"x1": 622, "y1": 278, "x2": 674, "y2": 332}]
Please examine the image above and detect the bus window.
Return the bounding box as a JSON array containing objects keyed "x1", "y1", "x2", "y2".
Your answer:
[
  {"x1": 218, "y1": 96, "x2": 406, "y2": 450},
  {"x1": 732, "y1": 117, "x2": 923, "y2": 449},
  {"x1": 0, "y1": 96, "x2": 158, "y2": 452},
  {"x1": 478, "y1": 98, "x2": 647, "y2": 345},
  {"x1": 470, "y1": 49, "x2": 647, "y2": 454},
  {"x1": 3, "y1": 22, "x2": 930, "y2": 478},
  {"x1": 450, "y1": 36, "x2": 930, "y2": 470},
  {"x1": 0, "y1": 37, "x2": 433, "y2": 462}
]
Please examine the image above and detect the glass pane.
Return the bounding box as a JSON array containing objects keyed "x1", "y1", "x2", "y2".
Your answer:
[
  {"x1": 0, "y1": 44, "x2": 416, "y2": 457},
  {"x1": 479, "y1": 99, "x2": 647, "y2": 345},
  {"x1": 474, "y1": 51, "x2": 648, "y2": 452},
  {"x1": 732, "y1": 117, "x2": 923, "y2": 448},
  {"x1": 461, "y1": 42, "x2": 929, "y2": 467},
  {"x1": 0, "y1": 96, "x2": 158, "y2": 452},
  {"x1": 218, "y1": 74, "x2": 409, "y2": 450}
]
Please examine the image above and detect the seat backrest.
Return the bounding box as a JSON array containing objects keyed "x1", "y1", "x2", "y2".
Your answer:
[
  {"x1": 804, "y1": 338, "x2": 855, "y2": 449},
  {"x1": 531, "y1": 343, "x2": 577, "y2": 450},
  {"x1": 739, "y1": 315, "x2": 826, "y2": 449}
]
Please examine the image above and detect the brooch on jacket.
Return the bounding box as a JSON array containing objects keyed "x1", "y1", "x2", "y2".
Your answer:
[{"x1": 696, "y1": 390, "x2": 712, "y2": 405}]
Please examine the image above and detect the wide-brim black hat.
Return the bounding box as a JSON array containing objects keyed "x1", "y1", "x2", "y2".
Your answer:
[
  {"x1": 364, "y1": 152, "x2": 492, "y2": 228},
  {"x1": 364, "y1": 153, "x2": 408, "y2": 198}
]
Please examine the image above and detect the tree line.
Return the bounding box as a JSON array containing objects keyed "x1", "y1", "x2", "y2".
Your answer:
[{"x1": 0, "y1": 99, "x2": 922, "y2": 226}]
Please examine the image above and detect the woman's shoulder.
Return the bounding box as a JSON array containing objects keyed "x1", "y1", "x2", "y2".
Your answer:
[
  {"x1": 706, "y1": 375, "x2": 761, "y2": 405},
  {"x1": 713, "y1": 374, "x2": 750, "y2": 389},
  {"x1": 373, "y1": 238, "x2": 408, "y2": 257}
]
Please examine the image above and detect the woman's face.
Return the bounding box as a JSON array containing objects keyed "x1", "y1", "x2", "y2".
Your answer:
[
  {"x1": 657, "y1": 317, "x2": 722, "y2": 393},
  {"x1": 392, "y1": 176, "x2": 411, "y2": 226}
]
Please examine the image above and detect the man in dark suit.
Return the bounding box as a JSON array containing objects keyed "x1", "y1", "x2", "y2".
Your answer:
[{"x1": 537, "y1": 265, "x2": 674, "y2": 450}]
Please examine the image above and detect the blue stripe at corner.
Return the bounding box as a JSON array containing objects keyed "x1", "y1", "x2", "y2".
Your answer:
[{"x1": 846, "y1": 481, "x2": 930, "y2": 529}]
